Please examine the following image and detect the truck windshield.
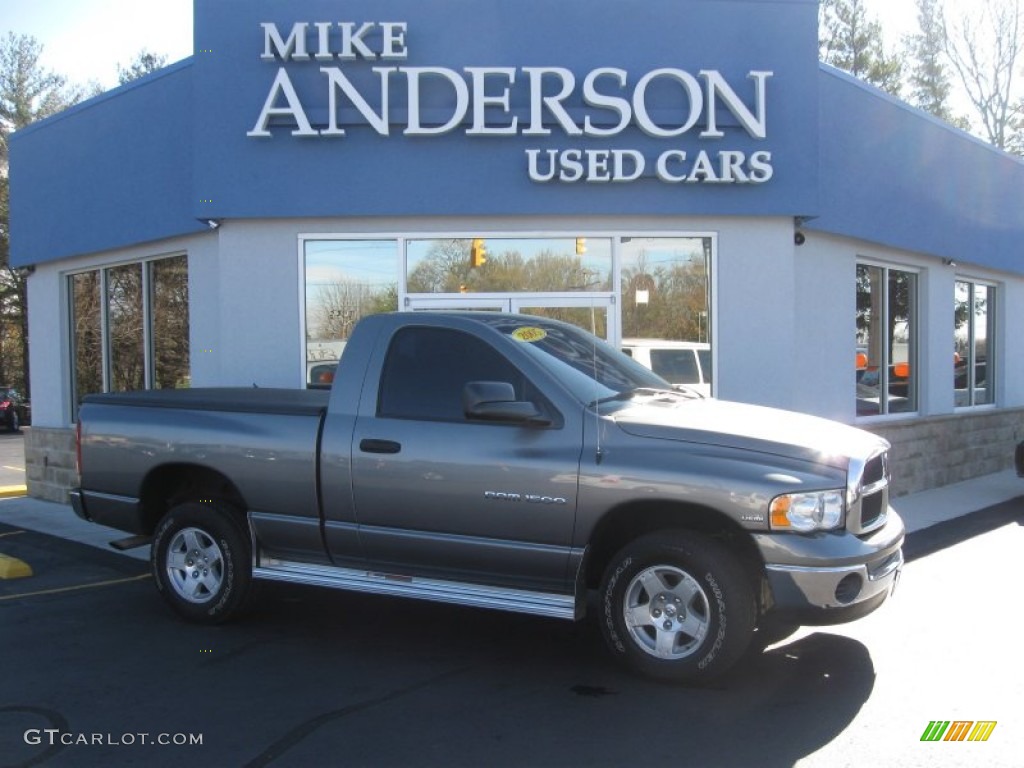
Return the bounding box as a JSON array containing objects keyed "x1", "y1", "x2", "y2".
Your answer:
[{"x1": 481, "y1": 317, "x2": 670, "y2": 404}]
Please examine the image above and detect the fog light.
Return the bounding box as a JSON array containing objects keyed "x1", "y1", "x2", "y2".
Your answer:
[{"x1": 835, "y1": 573, "x2": 863, "y2": 604}]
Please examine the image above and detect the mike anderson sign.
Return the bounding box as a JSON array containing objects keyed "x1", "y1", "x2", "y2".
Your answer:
[{"x1": 248, "y1": 20, "x2": 775, "y2": 185}]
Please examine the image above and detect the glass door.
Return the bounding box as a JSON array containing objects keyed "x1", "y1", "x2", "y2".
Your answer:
[{"x1": 403, "y1": 236, "x2": 616, "y2": 340}]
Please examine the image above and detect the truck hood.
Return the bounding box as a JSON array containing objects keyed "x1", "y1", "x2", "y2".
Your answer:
[{"x1": 609, "y1": 396, "x2": 887, "y2": 469}]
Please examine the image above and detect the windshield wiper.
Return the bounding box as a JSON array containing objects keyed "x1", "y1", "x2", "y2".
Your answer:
[{"x1": 589, "y1": 387, "x2": 673, "y2": 407}]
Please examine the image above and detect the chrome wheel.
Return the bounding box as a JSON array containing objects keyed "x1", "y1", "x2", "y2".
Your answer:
[
  {"x1": 622, "y1": 564, "x2": 710, "y2": 660},
  {"x1": 164, "y1": 526, "x2": 226, "y2": 604}
]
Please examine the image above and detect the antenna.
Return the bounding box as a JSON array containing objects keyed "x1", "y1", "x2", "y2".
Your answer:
[{"x1": 592, "y1": 300, "x2": 604, "y2": 465}]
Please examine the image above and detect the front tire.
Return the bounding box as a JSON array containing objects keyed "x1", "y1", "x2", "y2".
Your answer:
[
  {"x1": 152, "y1": 501, "x2": 252, "y2": 623},
  {"x1": 599, "y1": 531, "x2": 756, "y2": 683}
]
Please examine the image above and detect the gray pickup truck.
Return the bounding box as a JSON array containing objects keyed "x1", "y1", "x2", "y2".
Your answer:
[{"x1": 72, "y1": 312, "x2": 903, "y2": 682}]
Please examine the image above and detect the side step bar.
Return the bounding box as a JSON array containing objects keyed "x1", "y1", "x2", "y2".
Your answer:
[{"x1": 253, "y1": 556, "x2": 579, "y2": 620}]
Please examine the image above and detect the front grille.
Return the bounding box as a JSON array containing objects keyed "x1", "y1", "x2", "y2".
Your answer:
[
  {"x1": 849, "y1": 449, "x2": 890, "y2": 535},
  {"x1": 860, "y1": 490, "x2": 885, "y2": 530},
  {"x1": 863, "y1": 454, "x2": 885, "y2": 488}
]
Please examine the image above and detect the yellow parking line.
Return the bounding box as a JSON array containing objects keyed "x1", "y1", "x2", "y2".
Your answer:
[{"x1": 0, "y1": 573, "x2": 151, "y2": 600}]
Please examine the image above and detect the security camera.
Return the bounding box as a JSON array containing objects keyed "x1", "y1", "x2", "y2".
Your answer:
[{"x1": 794, "y1": 231, "x2": 806, "y2": 246}]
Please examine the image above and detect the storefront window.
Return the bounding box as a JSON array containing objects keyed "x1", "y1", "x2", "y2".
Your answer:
[
  {"x1": 304, "y1": 239, "x2": 399, "y2": 387},
  {"x1": 151, "y1": 255, "x2": 191, "y2": 389},
  {"x1": 68, "y1": 255, "x2": 190, "y2": 418},
  {"x1": 70, "y1": 272, "x2": 103, "y2": 409},
  {"x1": 107, "y1": 264, "x2": 144, "y2": 392},
  {"x1": 856, "y1": 264, "x2": 917, "y2": 416},
  {"x1": 954, "y1": 280, "x2": 995, "y2": 407},
  {"x1": 406, "y1": 237, "x2": 612, "y2": 294},
  {"x1": 619, "y1": 237, "x2": 713, "y2": 393}
]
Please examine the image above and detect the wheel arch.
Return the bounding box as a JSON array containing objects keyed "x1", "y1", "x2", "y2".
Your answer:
[
  {"x1": 583, "y1": 500, "x2": 767, "y2": 605},
  {"x1": 138, "y1": 464, "x2": 248, "y2": 534}
]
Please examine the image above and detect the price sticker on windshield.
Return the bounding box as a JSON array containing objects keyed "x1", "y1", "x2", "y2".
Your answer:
[{"x1": 511, "y1": 327, "x2": 548, "y2": 343}]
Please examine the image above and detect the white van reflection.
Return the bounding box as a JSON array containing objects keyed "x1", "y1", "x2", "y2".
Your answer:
[{"x1": 621, "y1": 339, "x2": 711, "y2": 398}]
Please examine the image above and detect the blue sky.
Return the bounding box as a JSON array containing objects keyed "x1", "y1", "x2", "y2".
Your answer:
[
  {"x1": 2, "y1": 0, "x2": 193, "y2": 89},
  {"x1": 0, "y1": 1, "x2": 978, "y2": 95}
]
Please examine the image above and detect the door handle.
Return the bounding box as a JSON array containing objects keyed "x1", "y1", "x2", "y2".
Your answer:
[{"x1": 359, "y1": 438, "x2": 402, "y2": 454}]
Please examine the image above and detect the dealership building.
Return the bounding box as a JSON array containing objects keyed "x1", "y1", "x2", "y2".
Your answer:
[{"x1": 10, "y1": 0, "x2": 1024, "y2": 503}]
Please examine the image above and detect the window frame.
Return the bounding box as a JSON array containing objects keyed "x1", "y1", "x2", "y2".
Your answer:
[
  {"x1": 375, "y1": 325, "x2": 557, "y2": 426},
  {"x1": 298, "y1": 231, "x2": 719, "y2": 392},
  {"x1": 66, "y1": 253, "x2": 189, "y2": 421},
  {"x1": 954, "y1": 277, "x2": 997, "y2": 409},
  {"x1": 855, "y1": 259, "x2": 920, "y2": 419}
]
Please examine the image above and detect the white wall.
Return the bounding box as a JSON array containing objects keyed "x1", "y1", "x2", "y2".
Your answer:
[
  {"x1": 714, "y1": 218, "x2": 799, "y2": 409},
  {"x1": 25, "y1": 265, "x2": 65, "y2": 427},
  {"x1": 211, "y1": 221, "x2": 304, "y2": 388},
  {"x1": 999, "y1": 276, "x2": 1024, "y2": 408},
  {"x1": 790, "y1": 231, "x2": 855, "y2": 421}
]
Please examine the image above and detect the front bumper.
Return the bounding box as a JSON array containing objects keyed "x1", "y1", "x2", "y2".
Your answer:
[{"x1": 756, "y1": 510, "x2": 904, "y2": 624}]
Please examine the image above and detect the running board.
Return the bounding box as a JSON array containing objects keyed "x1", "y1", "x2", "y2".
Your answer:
[{"x1": 253, "y1": 557, "x2": 579, "y2": 620}]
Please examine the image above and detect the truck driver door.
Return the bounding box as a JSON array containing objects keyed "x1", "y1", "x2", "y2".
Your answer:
[{"x1": 346, "y1": 324, "x2": 583, "y2": 592}]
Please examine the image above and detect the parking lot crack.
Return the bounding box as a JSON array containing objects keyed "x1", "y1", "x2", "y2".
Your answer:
[{"x1": 242, "y1": 664, "x2": 474, "y2": 768}]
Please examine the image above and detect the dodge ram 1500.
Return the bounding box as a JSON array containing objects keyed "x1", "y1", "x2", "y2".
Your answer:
[{"x1": 72, "y1": 312, "x2": 903, "y2": 682}]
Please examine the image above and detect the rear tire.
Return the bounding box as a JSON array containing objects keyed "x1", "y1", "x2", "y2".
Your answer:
[
  {"x1": 599, "y1": 531, "x2": 756, "y2": 683},
  {"x1": 152, "y1": 501, "x2": 251, "y2": 624}
]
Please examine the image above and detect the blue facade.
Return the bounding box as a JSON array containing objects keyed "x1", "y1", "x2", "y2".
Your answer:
[
  {"x1": 812, "y1": 65, "x2": 1024, "y2": 273},
  {"x1": 10, "y1": 61, "x2": 205, "y2": 265},
  {"x1": 8, "y1": 0, "x2": 1024, "y2": 273}
]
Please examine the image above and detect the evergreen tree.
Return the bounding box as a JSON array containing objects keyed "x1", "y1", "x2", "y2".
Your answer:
[
  {"x1": 820, "y1": 0, "x2": 904, "y2": 96},
  {"x1": 906, "y1": 0, "x2": 958, "y2": 121},
  {"x1": 117, "y1": 49, "x2": 169, "y2": 86}
]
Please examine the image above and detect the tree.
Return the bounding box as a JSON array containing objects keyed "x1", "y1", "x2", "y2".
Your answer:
[
  {"x1": 1007, "y1": 98, "x2": 1024, "y2": 154},
  {"x1": 117, "y1": 49, "x2": 169, "y2": 86},
  {"x1": 1, "y1": 33, "x2": 82, "y2": 165},
  {"x1": 820, "y1": 0, "x2": 905, "y2": 96},
  {"x1": 0, "y1": 33, "x2": 84, "y2": 393},
  {"x1": 943, "y1": 0, "x2": 1023, "y2": 150},
  {"x1": 904, "y1": 0, "x2": 972, "y2": 129}
]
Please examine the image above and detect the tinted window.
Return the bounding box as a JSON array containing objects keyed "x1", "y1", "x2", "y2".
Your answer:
[
  {"x1": 649, "y1": 349, "x2": 700, "y2": 385},
  {"x1": 378, "y1": 327, "x2": 525, "y2": 422}
]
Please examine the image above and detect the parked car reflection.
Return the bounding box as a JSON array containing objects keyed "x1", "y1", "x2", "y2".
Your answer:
[{"x1": 0, "y1": 387, "x2": 30, "y2": 432}]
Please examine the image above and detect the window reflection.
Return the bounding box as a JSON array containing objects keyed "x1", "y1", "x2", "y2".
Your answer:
[
  {"x1": 954, "y1": 281, "x2": 994, "y2": 407},
  {"x1": 619, "y1": 237, "x2": 712, "y2": 395},
  {"x1": 68, "y1": 255, "x2": 190, "y2": 418},
  {"x1": 304, "y1": 240, "x2": 399, "y2": 387},
  {"x1": 856, "y1": 264, "x2": 917, "y2": 416},
  {"x1": 406, "y1": 237, "x2": 612, "y2": 294},
  {"x1": 151, "y1": 255, "x2": 190, "y2": 389},
  {"x1": 70, "y1": 272, "x2": 103, "y2": 410},
  {"x1": 107, "y1": 264, "x2": 145, "y2": 392}
]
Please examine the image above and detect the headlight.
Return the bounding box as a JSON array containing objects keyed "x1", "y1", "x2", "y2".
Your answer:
[{"x1": 769, "y1": 490, "x2": 845, "y2": 532}]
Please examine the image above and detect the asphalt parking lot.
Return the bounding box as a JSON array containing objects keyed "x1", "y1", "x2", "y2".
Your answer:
[
  {"x1": 2, "y1": 496, "x2": 1023, "y2": 768},
  {"x1": 0, "y1": 519, "x2": 873, "y2": 768}
]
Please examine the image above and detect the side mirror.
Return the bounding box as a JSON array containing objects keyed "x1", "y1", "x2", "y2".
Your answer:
[{"x1": 462, "y1": 381, "x2": 550, "y2": 426}]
